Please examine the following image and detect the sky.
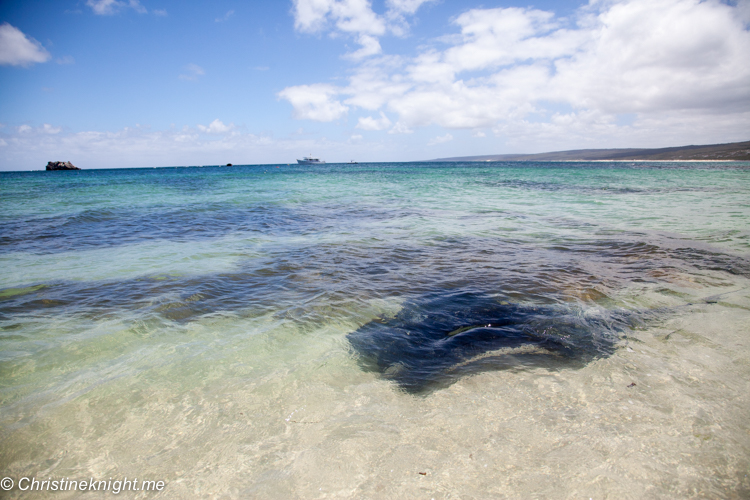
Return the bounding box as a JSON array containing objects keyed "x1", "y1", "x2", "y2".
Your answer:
[{"x1": 0, "y1": 0, "x2": 749, "y2": 170}]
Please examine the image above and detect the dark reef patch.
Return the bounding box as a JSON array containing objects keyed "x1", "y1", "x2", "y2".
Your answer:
[{"x1": 348, "y1": 291, "x2": 639, "y2": 394}]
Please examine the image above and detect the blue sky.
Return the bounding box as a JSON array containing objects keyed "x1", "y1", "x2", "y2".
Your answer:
[{"x1": 1, "y1": 0, "x2": 749, "y2": 169}]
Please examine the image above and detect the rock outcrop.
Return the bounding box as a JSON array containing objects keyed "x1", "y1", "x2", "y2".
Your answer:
[{"x1": 46, "y1": 161, "x2": 80, "y2": 171}]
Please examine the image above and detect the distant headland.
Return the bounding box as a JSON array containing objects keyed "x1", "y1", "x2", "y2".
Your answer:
[
  {"x1": 46, "y1": 161, "x2": 80, "y2": 171},
  {"x1": 432, "y1": 140, "x2": 750, "y2": 162}
]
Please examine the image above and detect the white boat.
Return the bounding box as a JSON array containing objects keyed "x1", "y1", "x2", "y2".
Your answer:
[{"x1": 297, "y1": 156, "x2": 325, "y2": 165}]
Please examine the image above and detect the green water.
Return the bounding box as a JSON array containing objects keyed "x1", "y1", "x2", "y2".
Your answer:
[{"x1": 1, "y1": 162, "x2": 748, "y2": 498}]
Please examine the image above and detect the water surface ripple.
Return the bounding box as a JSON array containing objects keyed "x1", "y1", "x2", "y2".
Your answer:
[{"x1": 0, "y1": 162, "x2": 749, "y2": 497}]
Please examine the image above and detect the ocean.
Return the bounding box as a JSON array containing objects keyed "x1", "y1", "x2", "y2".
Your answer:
[{"x1": 1, "y1": 162, "x2": 749, "y2": 498}]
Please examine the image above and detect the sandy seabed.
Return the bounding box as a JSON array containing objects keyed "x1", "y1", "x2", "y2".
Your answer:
[{"x1": 2, "y1": 273, "x2": 749, "y2": 500}]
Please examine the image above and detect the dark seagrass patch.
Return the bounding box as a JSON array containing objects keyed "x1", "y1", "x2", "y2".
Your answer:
[{"x1": 348, "y1": 291, "x2": 639, "y2": 394}]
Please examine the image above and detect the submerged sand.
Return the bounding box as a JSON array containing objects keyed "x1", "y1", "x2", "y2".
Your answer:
[
  {"x1": 2, "y1": 162, "x2": 749, "y2": 498},
  {"x1": 2, "y1": 274, "x2": 748, "y2": 499}
]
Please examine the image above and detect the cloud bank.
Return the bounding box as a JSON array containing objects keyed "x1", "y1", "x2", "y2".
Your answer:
[
  {"x1": 0, "y1": 121, "x2": 335, "y2": 170},
  {"x1": 281, "y1": 0, "x2": 750, "y2": 149}
]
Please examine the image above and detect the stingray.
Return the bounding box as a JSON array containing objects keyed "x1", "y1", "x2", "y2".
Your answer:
[{"x1": 348, "y1": 291, "x2": 640, "y2": 394}]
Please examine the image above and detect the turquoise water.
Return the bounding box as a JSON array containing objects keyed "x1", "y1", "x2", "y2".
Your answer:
[{"x1": 1, "y1": 162, "x2": 749, "y2": 498}]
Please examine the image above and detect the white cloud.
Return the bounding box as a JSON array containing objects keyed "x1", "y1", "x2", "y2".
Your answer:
[
  {"x1": 293, "y1": 0, "x2": 386, "y2": 35},
  {"x1": 56, "y1": 55, "x2": 75, "y2": 65},
  {"x1": 197, "y1": 119, "x2": 234, "y2": 135},
  {"x1": 0, "y1": 23, "x2": 51, "y2": 67},
  {"x1": 491, "y1": 108, "x2": 750, "y2": 152},
  {"x1": 388, "y1": 121, "x2": 413, "y2": 134},
  {"x1": 386, "y1": 0, "x2": 435, "y2": 15},
  {"x1": 356, "y1": 112, "x2": 392, "y2": 130},
  {"x1": 86, "y1": 0, "x2": 147, "y2": 15},
  {"x1": 342, "y1": 56, "x2": 411, "y2": 110},
  {"x1": 292, "y1": 0, "x2": 433, "y2": 58},
  {"x1": 344, "y1": 34, "x2": 382, "y2": 60},
  {"x1": 41, "y1": 124, "x2": 62, "y2": 134},
  {"x1": 277, "y1": 84, "x2": 348, "y2": 121},
  {"x1": 549, "y1": 0, "x2": 750, "y2": 115},
  {"x1": 87, "y1": 0, "x2": 119, "y2": 15},
  {"x1": 216, "y1": 10, "x2": 234, "y2": 22},
  {"x1": 443, "y1": 8, "x2": 581, "y2": 72},
  {"x1": 0, "y1": 123, "x2": 374, "y2": 170},
  {"x1": 153, "y1": 9, "x2": 168, "y2": 16},
  {"x1": 179, "y1": 63, "x2": 205, "y2": 81},
  {"x1": 739, "y1": 0, "x2": 750, "y2": 23},
  {"x1": 385, "y1": 0, "x2": 436, "y2": 36},
  {"x1": 428, "y1": 133, "x2": 453, "y2": 145},
  {"x1": 282, "y1": 0, "x2": 750, "y2": 147}
]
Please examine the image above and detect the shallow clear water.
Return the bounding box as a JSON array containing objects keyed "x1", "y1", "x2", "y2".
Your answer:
[{"x1": 1, "y1": 162, "x2": 749, "y2": 498}]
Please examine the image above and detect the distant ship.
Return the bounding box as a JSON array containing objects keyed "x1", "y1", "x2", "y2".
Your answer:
[{"x1": 297, "y1": 156, "x2": 325, "y2": 165}]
